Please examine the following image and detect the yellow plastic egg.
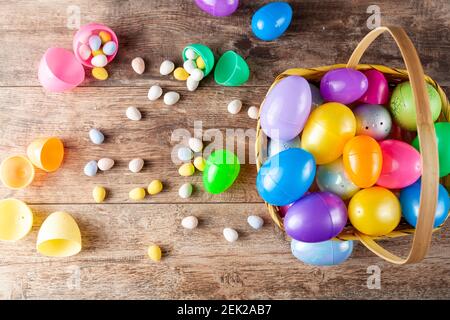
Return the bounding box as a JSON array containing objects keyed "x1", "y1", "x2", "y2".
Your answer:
[
  {"x1": 193, "y1": 156, "x2": 206, "y2": 172},
  {"x1": 129, "y1": 187, "x2": 146, "y2": 200},
  {"x1": 301, "y1": 102, "x2": 356, "y2": 164},
  {"x1": 92, "y1": 186, "x2": 106, "y2": 203},
  {"x1": 98, "y1": 31, "x2": 111, "y2": 43},
  {"x1": 92, "y1": 67, "x2": 108, "y2": 80},
  {"x1": 196, "y1": 56, "x2": 206, "y2": 70},
  {"x1": 92, "y1": 49, "x2": 104, "y2": 56},
  {"x1": 147, "y1": 244, "x2": 162, "y2": 262},
  {"x1": 148, "y1": 180, "x2": 163, "y2": 195},
  {"x1": 174, "y1": 67, "x2": 189, "y2": 81},
  {"x1": 348, "y1": 187, "x2": 401, "y2": 236},
  {"x1": 178, "y1": 163, "x2": 195, "y2": 176}
]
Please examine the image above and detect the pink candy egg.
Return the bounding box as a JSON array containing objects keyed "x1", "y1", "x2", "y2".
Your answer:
[
  {"x1": 358, "y1": 70, "x2": 389, "y2": 105},
  {"x1": 78, "y1": 44, "x2": 91, "y2": 61},
  {"x1": 377, "y1": 139, "x2": 422, "y2": 189}
]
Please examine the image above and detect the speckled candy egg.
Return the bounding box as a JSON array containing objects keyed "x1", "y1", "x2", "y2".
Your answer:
[
  {"x1": 320, "y1": 68, "x2": 368, "y2": 104},
  {"x1": 354, "y1": 104, "x2": 392, "y2": 140}
]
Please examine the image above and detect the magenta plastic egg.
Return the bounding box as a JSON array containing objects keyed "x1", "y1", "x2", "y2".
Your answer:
[
  {"x1": 260, "y1": 76, "x2": 312, "y2": 141},
  {"x1": 377, "y1": 140, "x2": 422, "y2": 189},
  {"x1": 195, "y1": 0, "x2": 239, "y2": 17},
  {"x1": 320, "y1": 68, "x2": 368, "y2": 104},
  {"x1": 358, "y1": 69, "x2": 389, "y2": 105}
]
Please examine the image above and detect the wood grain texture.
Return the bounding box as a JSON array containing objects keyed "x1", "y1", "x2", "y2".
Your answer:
[{"x1": 0, "y1": 0, "x2": 449, "y2": 299}]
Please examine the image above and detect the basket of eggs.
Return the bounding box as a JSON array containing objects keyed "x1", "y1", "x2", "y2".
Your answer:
[{"x1": 255, "y1": 26, "x2": 450, "y2": 265}]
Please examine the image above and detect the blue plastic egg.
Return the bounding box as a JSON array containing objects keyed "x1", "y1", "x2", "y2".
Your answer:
[
  {"x1": 400, "y1": 180, "x2": 450, "y2": 228},
  {"x1": 256, "y1": 148, "x2": 316, "y2": 206},
  {"x1": 251, "y1": 2, "x2": 293, "y2": 41},
  {"x1": 267, "y1": 136, "x2": 301, "y2": 157},
  {"x1": 291, "y1": 239, "x2": 354, "y2": 266}
]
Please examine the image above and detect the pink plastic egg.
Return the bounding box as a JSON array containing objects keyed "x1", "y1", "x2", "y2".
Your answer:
[
  {"x1": 358, "y1": 69, "x2": 389, "y2": 105},
  {"x1": 377, "y1": 139, "x2": 422, "y2": 189}
]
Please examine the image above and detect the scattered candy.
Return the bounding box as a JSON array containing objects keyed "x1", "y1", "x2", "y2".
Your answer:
[
  {"x1": 177, "y1": 147, "x2": 194, "y2": 162},
  {"x1": 174, "y1": 67, "x2": 190, "y2": 81},
  {"x1": 185, "y1": 48, "x2": 198, "y2": 60},
  {"x1": 98, "y1": 31, "x2": 111, "y2": 43},
  {"x1": 89, "y1": 128, "x2": 105, "y2": 145},
  {"x1": 78, "y1": 44, "x2": 91, "y2": 60},
  {"x1": 223, "y1": 228, "x2": 238, "y2": 242},
  {"x1": 183, "y1": 59, "x2": 197, "y2": 74},
  {"x1": 163, "y1": 91, "x2": 180, "y2": 105},
  {"x1": 247, "y1": 106, "x2": 259, "y2": 119},
  {"x1": 178, "y1": 163, "x2": 195, "y2": 176},
  {"x1": 147, "y1": 244, "x2": 162, "y2": 262},
  {"x1": 247, "y1": 215, "x2": 264, "y2": 230},
  {"x1": 92, "y1": 67, "x2": 108, "y2": 80},
  {"x1": 196, "y1": 56, "x2": 206, "y2": 70},
  {"x1": 160, "y1": 60, "x2": 175, "y2": 75},
  {"x1": 188, "y1": 137, "x2": 203, "y2": 153},
  {"x1": 148, "y1": 180, "x2": 163, "y2": 195},
  {"x1": 129, "y1": 187, "x2": 146, "y2": 200},
  {"x1": 181, "y1": 216, "x2": 199, "y2": 229},
  {"x1": 126, "y1": 106, "x2": 142, "y2": 121},
  {"x1": 186, "y1": 76, "x2": 199, "y2": 92},
  {"x1": 193, "y1": 156, "x2": 206, "y2": 171},
  {"x1": 88, "y1": 35, "x2": 102, "y2": 51},
  {"x1": 131, "y1": 57, "x2": 145, "y2": 74},
  {"x1": 129, "y1": 158, "x2": 144, "y2": 173},
  {"x1": 91, "y1": 54, "x2": 108, "y2": 67},
  {"x1": 92, "y1": 186, "x2": 106, "y2": 203},
  {"x1": 102, "y1": 41, "x2": 117, "y2": 56},
  {"x1": 148, "y1": 85, "x2": 163, "y2": 101},
  {"x1": 97, "y1": 158, "x2": 114, "y2": 171},
  {"x1": 227, "y1": 99, "x2": 242, "y2": 114},
  {"x1": 179, "y1": 183, "x2": 193, "y2": 199},
  {"x1": 190, "y1": 69, "x2": 204, "y2": 82},
  {"x1": 84, "y1": 160, "x2": 98, "y2": 177}
]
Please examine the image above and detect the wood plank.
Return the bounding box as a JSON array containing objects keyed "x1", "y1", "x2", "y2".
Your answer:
[
  {"x1": 0, "y1": 0, "x2": 448, "y2": 87},
  {"x1": 0, "y1": 204, "x2": 449, "y2": 299}
]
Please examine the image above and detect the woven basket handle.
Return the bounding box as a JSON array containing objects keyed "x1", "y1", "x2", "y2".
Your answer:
[{"x1": 346, "y1": 26, "x2": 439, "y2": 264}]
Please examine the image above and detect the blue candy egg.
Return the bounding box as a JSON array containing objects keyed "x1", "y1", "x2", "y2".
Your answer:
[
  {"x1": 89, "y1": 35, "x2": 102, "y2": 51},
  {"x1": 251, "y1": 2, "x2": 292, "y2": 41},
  {"x1": 291, "y1": 239, "x2": 353, "y2": 266},
  {"x1": 400, "y1": 179, "x2": 450, "y2": 228},
  {"x1": 267, "y1": 136, "x2": 301, "y2": 157},
  {"x1": 84, "y1": 160, "x2": 98, "y2": 177},
  {"x1": 102, "y1": 41, "x2": 117, "y2": 56},
  {"x1": 256, "y1": 148, "x2": 315, "y2": 206}
]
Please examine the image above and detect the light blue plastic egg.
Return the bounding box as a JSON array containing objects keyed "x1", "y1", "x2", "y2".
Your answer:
[
  {"x1": 291, "y1": 239, "x2": 354, "y2": 266},
  {"x1": 251, "y1": 2, "x2": 293, "y2": 41},
  {"x1": 267, "y1": 136, "x2": 301, "y2": 158},
  {"x1": 102, "y1": 41, "x2": 117, "y2": 56},
  {"x1": 316, "y1": 157, "x2": 359, "y2": 200}
]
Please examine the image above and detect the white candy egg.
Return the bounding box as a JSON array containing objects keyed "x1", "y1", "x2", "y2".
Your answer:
[
  {"x1": 129, "y1": 158, "x2": 144, "y2": 173},
  {"x1": 97, "y1": 158, "x2": 115, "y2": 171},
  {"x1": 188, "y1": 137, "x2": 203, "y2": 153},
  {"x1": 163, "y1": 91, "x2": 180, "y2": 105},
  {"x1": 247, "y1": 215, "x2": 264, "y2": 230},
  {"x1": 179, "y1": 183, "x2": 193, "y2": 199},
  {"x1": 227, "y1": 99, "x2": 242, "y2": 114},
  {"x1": 186, "y1": 76, "x2": 199, "y2": 92},
  {"x1": 177, "y1": 147, "x2": 194, "y2": 161},
  {"x1": 185, "y1": 48, "x2": 198, "y2": 60},
  {"x1": 91, "y1": 54, "x2": 108, "y2": 67},
  {"x1": 223, "y1": 228, "x2": 239, "y2": 242},
  {"x1": 131, "y1": 57, "x2": 145, "y2": 74},
  {"x1": 148, "y1": 85, "x2": 163, "y2": 101},
  {"x1": 247, "y1": 106, "x2": 259, "y2": 120},
  {"x1": 126, "y1": 106, "x2": 142, "y2": 121},
  {"x1": 181, "y1": 216, "x2": 198, "y2": 229},
  {"x1": 183, "y1": 59, "x2": 197, "y2": 74},
  {"x1": 160, "y1": 60, "x2": 175, "y2": 75},
  {"x1": 190, "y1": 69, "x2": 204, "y2": 82}
]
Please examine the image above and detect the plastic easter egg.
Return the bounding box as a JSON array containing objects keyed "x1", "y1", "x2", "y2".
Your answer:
[
  {"x1": 343, "y1": 135, "x2": 382, "y2": 188},
  {"x1": 358, "y1": 69, "x2": 389, "y2": 104},
  {"x1": 203, "y1": 149, "x2": 240, "y2": 194},
  {"x1": 195, "y1": 0, "x2": 239, "y2": 17},
  {"x1": 267, "y1": 136, "x2": 301, "y2": 157},
  {"x1": 400, "y1": 180, "x2": 450, "y2": 228},
  {"x1": 320, "y1": 68, "x2": 368, "y2": 104},
  {"x1": 349, "y1": 187, "x2": 401, "y2": 236},
  {"x1": 284, "y1": 192, "x2": 348, "y2": 242},
  {"x1": 309, "y1": 83, "x2": 324, "y2": 110},
  {"x1": 389, "y1": 81, "x2": 441, "y2": 131},
  {"x1": 377, "y1": 140, "x2": 421, "y2": 189},
  {"x1": 251, "y1": 2, "x2": 292, "y2": 41},
  {"x1": 291, "y1": 239, "x2": 353, "y2": 266},
  {"x1": 256, "y1": 148, "x2": 316, "y2": 206},
  {"x1": 301, "y1": 102, "x2": 356, "y2": 164},
  {"x1": 412, "y1": 122, "x2": 450, "y2": 177},
  {"x1": 316, "y1": 157, "x2": 359, "y2": 200},
  {"x1": 354, "y1": 104, "x2": 392, "y2": 140},
  {"x1": 260, "y1": 76, "x2": 312, "y2": 141},
  {"x1": 278, "y1": 203, "x2": 293, "y2": 218}
]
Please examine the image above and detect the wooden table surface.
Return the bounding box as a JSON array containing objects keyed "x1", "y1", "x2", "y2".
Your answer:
[{"x1": 1, "y1": 0, "x2": 449, "y2": 300}]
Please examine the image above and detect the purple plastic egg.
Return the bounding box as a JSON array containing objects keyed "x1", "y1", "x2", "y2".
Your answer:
[
  {"x1": 260, "y1": 76, "x2": 312, "y2": 141},
  {"x1": 284, "y1": 192, "x2": 348, "y2": 243},
  {"x1": 320, "y1": 68, "x2": 368, "y2": 104},
  {"x1": 195, "y1": 0, "x2": 239, "y2": 17}
]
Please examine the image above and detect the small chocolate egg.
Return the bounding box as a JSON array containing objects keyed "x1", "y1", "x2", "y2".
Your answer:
[{"x1": 354, "y1": 104, "x2": 392, "y2": 140}]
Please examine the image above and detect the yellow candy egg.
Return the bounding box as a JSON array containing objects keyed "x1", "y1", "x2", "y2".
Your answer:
[
  {"x1": 178, "y1": 163, "x2": 195, "y2": 176},
  {"x1": 196, "y1": 56, "x2": 206, "y2": 70},
  {"x1": 147, "y1": 244, "x2": 162, "y2": 262},
  {"x1": 193, "y1": 156, "x2": 206, "y2": 172},
  {"x1": 92, "y1": 186, "x2": 106, "y2": 203},
  {"x1": 148, "y1": 180, "x2": 163, "y2": 195},
  {"x1": 174, "y1": 67, "x2": 189, "y2": 81},
  {"x1": 98, "y1": 31, "x2": 111, "y2": 43},
  {"x1": 92, "y1": 67, "x2": 108, "y2": 80},
  {"x1": 129, "y1": 187, "x2": 146, "y2": 200},
  {"x1": 92, "y1": 49, "x2": 104, "y2": 56}
]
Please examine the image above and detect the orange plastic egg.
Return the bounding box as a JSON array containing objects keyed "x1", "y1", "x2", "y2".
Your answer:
[{"x1": 343, "y1": 135, "x2": 382, "y2": 188}]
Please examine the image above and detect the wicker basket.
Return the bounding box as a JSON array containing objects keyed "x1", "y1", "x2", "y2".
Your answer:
[{"x1": 255, "y1": 26, "x2": 449, "y2": 265}]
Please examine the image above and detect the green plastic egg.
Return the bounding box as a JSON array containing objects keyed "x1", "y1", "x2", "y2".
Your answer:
[
  {"x1": 203, "y1": 149, "x2": 240, "y2": 194},
  {"x1": 389, "y1": 81, "x2": 441, "y2": 131},
  {"x1": 412, "y1": 122, "x2": 450, "y2": 177}
]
